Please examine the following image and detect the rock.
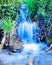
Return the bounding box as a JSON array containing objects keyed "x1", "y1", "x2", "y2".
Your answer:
[
  {"x1": 47, "y1": 37, "x2": 52, "y2": 45},
  {"x1": 10, "y1": 36, "x2": 23, "y2": 52},
  {"x1": 0, "y1": 36, "x2": 6, "y2": 50},
  {"x1": 27, "y1": 56, "x2": 34, "y2": 65}
]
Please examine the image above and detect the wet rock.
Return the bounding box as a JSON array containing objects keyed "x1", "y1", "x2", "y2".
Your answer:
[
  {"x1": 3, "y1": 20, "x2": 23, "y2": 53},
  {"x1": 10, "y1": 36, "x2": 23, "y2": 53},
  {"x1": 27, "y1": 56, "x2": 34, "y2": 65},
  {"x1": 38, "y1": 15, "x2": 52, "y2": 44}
]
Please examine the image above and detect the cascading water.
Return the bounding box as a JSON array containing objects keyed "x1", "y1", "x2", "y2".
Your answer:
[
  {"x1": 0, "y1": 4, "x2": 50, "y2": 65},
  {"x1": 17, "y1": 4, "x2": 39, "y2": 43},
  {"x1": 17, "y1": 22, "x2": 39, "y2": 43},
  {"x1": 16, "y1": 4, "x2": 47, "y2": 55}
]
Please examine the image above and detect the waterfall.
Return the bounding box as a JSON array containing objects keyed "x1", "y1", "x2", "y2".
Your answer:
[
  {"x1": 0, "y1": 4, "x2": 49, "y2": 65},
  {"x1": 16, "y1": 4, "x2": 48, "y2": 55},
  {"x1": 17, "y1": 4, "x2": 39, "y2": 43}
]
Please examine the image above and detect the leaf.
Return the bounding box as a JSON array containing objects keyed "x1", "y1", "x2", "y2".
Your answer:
[{"x1": 2, "y1": 17, "x2": 14, "y2": 32}]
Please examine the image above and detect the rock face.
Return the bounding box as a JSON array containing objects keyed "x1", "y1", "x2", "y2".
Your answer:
[
  {"x1": 0, "y1": 36, "x2": 5, "y2": 50},
  {"x1": 38, "y1": 15, "x2": 52, "y2": 44},
  {"x1": 2, "y1": 20, "x2": 23, "y2": 52},
  {"x1": 3, "y1": 35, "x2": 23, "y2": 53},
  {"x1": 0, "y1": 50, "x2": 52, "y2": 65},
  {"x1": 9, "y1": 21, "x2": 23, "y2": 52},
  {"x1": 10, "y1": 35, "x2": 23, "y2": 52}
]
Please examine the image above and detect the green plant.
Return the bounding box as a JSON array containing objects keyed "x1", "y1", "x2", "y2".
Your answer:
[
  {"x1": 23, "y1": 0, "x2": 37, "y2": 18},
  {"x1": 0, "y1": 0, "x2": 20, "y2": 20},
  {"x1": 1, "y1": 17, "x2": 16, "y2": 44},
  {"x1": 37, "y1": 0, "x2": 52, "y2": 16},
  {"x1": 47, "y1": 37, "x2": 52, "y2": 45},
  {"x1": 0, "y1": 0, "x2": 21, "y2": 5},
  {"x1": 2, "y1": 17, "x2": 14, "y2": 32},
  {"x1": 22, "y1": 0, "x2": 52, "y2": 20}
]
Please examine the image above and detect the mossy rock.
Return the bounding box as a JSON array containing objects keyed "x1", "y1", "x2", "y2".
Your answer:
[{"x1": 47, "y1": 37, "x2": 52, "y2": 45}]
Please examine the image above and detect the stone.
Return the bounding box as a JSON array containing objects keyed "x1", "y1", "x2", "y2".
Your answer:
[
  {"x1": 27, "y1": 56, "x2": 34, "y2": 65},
  {"x1": 10, "y1": 35, "x2": 23, "y2": 52},
  {"x1": 0, "y1": 36, "x2": 5, "y2": 50}
]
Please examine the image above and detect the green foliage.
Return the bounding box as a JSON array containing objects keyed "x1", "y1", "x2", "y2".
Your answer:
[
  {"x1": 0, "y1": 0, "x2": 20, "y2": 20},
  {"x1": 37, "y1": 7, "x2": 45, "y2": 16},
  {"x1": 0, "y1": 0, "x2": 21, "y2": 5},
  {"x1": 37, "y1": 0, "x2": 52, "y2": 16},
  {"x1": 23, "y1": 0, "x2": 37, "y2": 17},
  {"x1": 0, "y1": 0, "x2": 52, "y2": 20},
  {"x1": 1, "y1": 17, "x2": 14, "y2": 32},
  {"x1": 23, "y1": 0, "x2": 37, "y2": 10},
  {"x1": 22, "y1": 0, "x2": 52, "y2": 19}
]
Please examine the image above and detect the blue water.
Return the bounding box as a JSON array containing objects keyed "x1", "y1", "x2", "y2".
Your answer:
[
  {"x1": 0, "y1": 49, "x2": 52, "y2": 65},
  {"x1": 0, "y1": 4, "x2": 51, "y2": 65},
  {"x1": 16, "y1": 4, "x2": 39, "y2": 43},
  {"x1": 16, "y1": 4, "x2": 48, "y2": 56}
]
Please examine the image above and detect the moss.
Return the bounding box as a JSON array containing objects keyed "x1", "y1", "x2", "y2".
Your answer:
[{"x1": 47, "y1": 37, "x2": 52, "y2": 45}]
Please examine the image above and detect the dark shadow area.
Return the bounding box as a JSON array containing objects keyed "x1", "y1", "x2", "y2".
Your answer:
[{"x1": 0, "y1": 28, "x2": 4, "y2": 44}]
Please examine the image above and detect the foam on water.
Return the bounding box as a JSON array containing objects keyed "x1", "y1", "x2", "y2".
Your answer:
[{"x1": 0, "y1": 4, "x2": 49, "y2": 65}]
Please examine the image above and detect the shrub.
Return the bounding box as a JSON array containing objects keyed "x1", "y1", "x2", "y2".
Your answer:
[
  {"x1": 0, "y1": 0, "x2": 20, "y2": 20},
  {"x1": 23, "y1": 0, "x2": 37, "y2": 19},
  {"x1": 1, "y1": 17, "x2": 14, "y2": 32}
]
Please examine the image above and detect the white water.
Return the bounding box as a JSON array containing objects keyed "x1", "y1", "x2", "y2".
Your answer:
[
  {"x1": 18, "y1": 21, "x2": 39, "y2": 43},
  {"x1": 0, "y1": 4, "x2": 50, "y2": 65}
]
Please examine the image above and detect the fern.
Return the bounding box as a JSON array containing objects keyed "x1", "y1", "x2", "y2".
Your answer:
[{"x1": 2, "y1": 17, "x2": 14, "y2": 32}]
